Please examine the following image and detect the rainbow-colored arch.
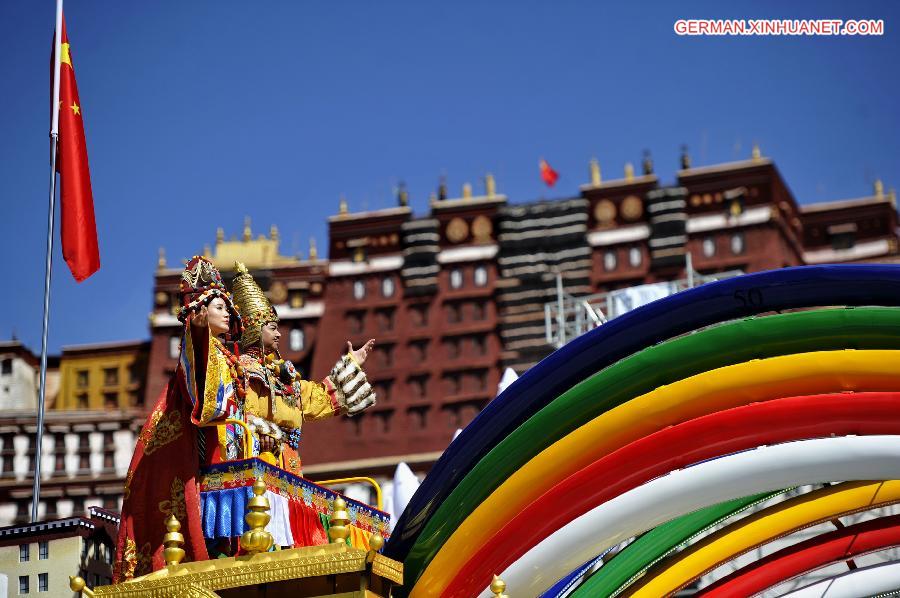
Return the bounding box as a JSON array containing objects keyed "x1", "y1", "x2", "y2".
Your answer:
[{"x1": 385, "y1": 265, "x2": 900, "y2": 597}]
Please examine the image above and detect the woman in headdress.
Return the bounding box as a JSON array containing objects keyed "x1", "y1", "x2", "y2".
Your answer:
[
  {"x1": 114, "y1": 256, "x2": 245, "y2": 581},
  {"x1": 231, "y1": 262, "x2": 377, "y2": 476}
]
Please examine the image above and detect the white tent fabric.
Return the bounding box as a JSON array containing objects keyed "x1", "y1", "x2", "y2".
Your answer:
[
  {"x1": 479, "y1": 435, "x2": 900, "y2": 597},
  {"x1": 391, "y1": 461, "x2": 421, "y2": 530},
  {"x1": 782, "y1": 560, "x2": 900, "y2": 597},
  {"x1": 498, "y1": 367, "x2": 519, "y2": 395}
]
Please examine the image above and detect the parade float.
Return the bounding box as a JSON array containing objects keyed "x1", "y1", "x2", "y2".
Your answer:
[{"x1": 69, "y1": 264, "x2": 900, "y2": 597}]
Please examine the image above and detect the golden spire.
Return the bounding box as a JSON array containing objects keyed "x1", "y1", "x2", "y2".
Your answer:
[
  {"x1": 485, "y1": 173, "x2": 496, "y2": 197},
  {"x1": 490, "y1": 575, "x2": 509, "y2": 598},
  {"x1": 163, "y1": 513, "x2": 186, "y2": 566},
  {"x1": 240, "y1": 479, "x2": 274, "y2": 554},
  {"x1": 751, "y1": 143, "x2": 762, "y2": 161},
  {"x1": 216, "y1": 227, "x2": 225, "y2": 244},
  {"x1": 243, "y1": 216, "x2": 252, "y2": 242},
  {"x1": 590, "y1": 158, "x2": 601, "y2": 186},
  {"x1": 329, "y1": 496, "x2": 351, "y2": 544},
  {"x1": 462, "y1": 182, "x2": 473, "y2": 199},
  {"x1": 270, "y1": 224, "x2": 279, "y2": 242},
  {"x1": 624, "y1": 162, "x2": 634, "y2": 181},
  {"x1": 874, "y1": 179, "x2": 884, "y2": 198},
  {"x1": 157, "y1": 247, "x2": 167, "y2": 271},
  {"x1": 202, "y1": 244, "x2": 211, "y2": 258},
  {"x1": 339, "y1": 195, "x2": 349, "y2": 215},
  {"x1": 309, "y1": 237, "x2": 318, "y2": 261},
  {"x1": 429, "y1": 191, "x2": 438, "y2": 203},
  {"x1": 889, "y1": 188, "x2": 897, "y2": 207}
]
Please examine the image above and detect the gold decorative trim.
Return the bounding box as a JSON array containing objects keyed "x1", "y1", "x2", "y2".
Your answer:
[
  {"x1": 91, "y1": 545, "x2": 405, "y2": 596},
  {"x1": 372, "y1": 553, "x2": 404, "y2": 584}
]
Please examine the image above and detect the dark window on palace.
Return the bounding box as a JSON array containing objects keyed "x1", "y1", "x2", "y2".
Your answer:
[
  {"x1": 19, "y1": 575, "x2": 28, "y2": 594},
  {"x1": 375, "y1": 411, "x2": 393, "y2": 434},
  {"x1": 53, "y1": 434, "x2": 66, "y2": 475},
  {"x1": 38, "y1": 572, "x2": 48, "y2": 592},
  {"x1": 103, "y1": 431, "x2": 115, "y2": 472},
  {"x1": 103, "y1": 367, "x2": 118, "y2": 387},
  {"x1": 20, "y1": 543, "x2": 29, "y2": 562},
  {"x1": 376, "y1": 344, "x2": 394, "y2": 368},
  {"x1": 375, "y1": 308, "x2": 395, "y2": 332},
  {"x1": 103, "y1": 495, "x2": 118, "y2": 510},
  {"x1": 346, "y1": 415, "x2": 363, "y2": 436},
  {"x1": 128, "y1": 363, "x2": 140, "y2": 384},
  {"x1": 1, "y1": 358, "x2": 11, "y2": 375},
  {"x1": 39, "y1": 541, "x2": 48, "y2": 560},
  {"x1": 410, "y1": 304, "x2": 429, "y2": 327},
  {"x1": 409, "y1": 340, "x2": 428, "y2": 364},
  {"x1": 444, "y1": 373, "x2": 461, "y2": 396},
  {"x1": 76, "y1": 369, "x2": 89, "y2": 388},
  {"x1": 444, "y1": 405, "x2": 463, "y2": 429},
  {"x1": 473, "y1": 335, "x2": 487, "y2": 356},
  {"x1": 444, "y1": 338, "x2": 460, "y2": 359},
  {"x1": 347, "y1": 311, "x2": 365, "y2": 334},
  {"x1": 76, "y1": 393, "x2": 88, "y2": 409},
  {"x1": 104, "y1": 392, "x2": 118, "y2": 409},
  {"x1": 409, "y1": 375, "x2": 429, "y2": 400},
  {"x1": 446, "y1": 304, "x2": 460, "y2": 324},
  {"x1": 408, "y1": 406, "x2": 429, "y2": 429},
  {"x1": 77, "y1": 433, "x2": 91, "y2": 473},
  {"x1": 72, "y1": 497, "x2": 85, "y2": 518},
  {"x1": 374, "y1": 379, "x2": 393, "y2": 402},
  {"x1": 472, "y1": 301, "x2": 486, "y2": 321},
  {"x1": 829, "y1": 228, "x2": 857, "y2": 251}
]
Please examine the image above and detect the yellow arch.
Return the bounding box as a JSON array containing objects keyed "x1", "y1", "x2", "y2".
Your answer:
[
  {"x1": 410, "y1": 350, "x2": 900, "y2": 597},
  {"x1": 630, "y1": 480, "x2": 900, "y2": 596}
]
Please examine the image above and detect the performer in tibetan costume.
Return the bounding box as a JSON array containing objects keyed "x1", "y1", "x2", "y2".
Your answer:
[
  {"x1": 114, "y1": 256, "x2": 246, "y2": 581},
  {"x1": 231, "y1": 262, "x2": 376, "y2": 475},
  {"x1": 223, "y1": 263, "x2": 377, "y2": 548}
]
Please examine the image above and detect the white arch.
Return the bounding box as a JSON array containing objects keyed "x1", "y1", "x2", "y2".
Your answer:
[
  {"x1": 782, "y1": 560, "x2": 900, "y2": 598},
  {"x1": 480, "y1": 436, "x2": 900, "y2": 597}
]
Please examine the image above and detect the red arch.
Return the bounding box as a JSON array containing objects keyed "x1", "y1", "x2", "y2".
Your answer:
[{"x1": 445, "y1": 392, "x2": 900, "y2": 598}]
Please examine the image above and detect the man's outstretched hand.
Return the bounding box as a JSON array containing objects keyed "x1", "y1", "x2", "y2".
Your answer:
[{"x1": 348, "y1": 339, "x2": 375, "y2": 366}]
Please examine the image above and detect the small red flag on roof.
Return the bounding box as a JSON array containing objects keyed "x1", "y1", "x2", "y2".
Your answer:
[{"x1": 539, "y1": 159, "x2": 559, "y2": 187}]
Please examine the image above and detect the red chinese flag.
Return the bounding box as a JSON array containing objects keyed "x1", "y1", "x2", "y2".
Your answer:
[
  {"x1": 55, "y1": 16, "x2": 100, "y2": 282},
  {"x1": 539, "y1": 159, "x2": 559, "y2": 187}
]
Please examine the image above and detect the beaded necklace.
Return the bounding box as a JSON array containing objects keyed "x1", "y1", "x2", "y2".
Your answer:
[{"x1": 212, "y1": 337, "x2": 247, "y2": 399}]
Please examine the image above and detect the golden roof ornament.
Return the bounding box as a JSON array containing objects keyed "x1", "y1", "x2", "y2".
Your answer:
[
  {"x1": 339, "y1": 195, "x2": 349, "y2": 215},
  {"x1": 624, "y1": 162, "x2": 635, "y2": 181},
  {"x1": 590, "y1": 158, "x2": 602, "y2": 186},
  {"x1": 752, "y1": 143, "x2": 762, "y2": 161},
  {"x1": 270, "y1": 224, "x2": 279, "y2": 242},
  {"x1": 680, "y1": 144, "x2": 692, "y2": 169},
  {"x1": 642, "y1": 150, "x2": 654, "y2": 175},
  {"x1": 243, "y1": 216, "x2": 252, "y2": 242},
  {"x1": 485, "y1": 173, "x2": 496, "y2": 198},
  {"x1": 463, "y1": 182, "x2": 473, "y2": 199},
  {"x1": 231, "y1": 262, "x2": 278, "y2": 351},
  {"x1": 309, "y1": 237, "x2": 318, "y2": 261},
  {"x1": 157, "y1": 247, "x2": 167, "y2": 271},
  {"x1": 874, "y1": 179, "x2": 884, "y2": 198},
  {"x1": 398, "y1": 181, "x2": 409, "y2": 207},
  {"x1": 216, "y1": 227, "x2": 225, "y2": 244},
  {"x1": 240, "y1": 479, "x2": 274, "y2": 554}
]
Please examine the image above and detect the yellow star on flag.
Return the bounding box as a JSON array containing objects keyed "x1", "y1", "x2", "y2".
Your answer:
[
  {"x1": 70, "y1": 102, "x2": 80, "y2": 116},
  {"x1": 60, "y1": 42, "x2": 72, "y2": 67}
]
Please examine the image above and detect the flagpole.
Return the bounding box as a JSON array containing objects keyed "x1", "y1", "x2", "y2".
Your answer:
[{"x1": 32, "y1": 0, "x2": 64, "y2": 524}]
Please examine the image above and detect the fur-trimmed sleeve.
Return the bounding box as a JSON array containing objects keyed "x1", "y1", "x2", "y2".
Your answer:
[{"x1": 326, "y1": 354, "x2": 377, "y2": 416}]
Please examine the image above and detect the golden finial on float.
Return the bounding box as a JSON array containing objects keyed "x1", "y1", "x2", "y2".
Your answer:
[
  {"x1": 270, "y1": 224, "x2": 279, "y2": 242},
  {"x1": 624, "y1": 162, "x2": 634, "y2": 181},
  {"x1": 163, "y1": 513, "x2": 186, "y2": 566},
  {"x1": 490, "y1": 574, "x2": 509, "y2": 597},
  {"x1": 216, "y1": 227, "x2": 225, "y2": 244},
  {"x1": 69, "y1": 576, "x2": 96, "y2": 597},
  {"x1": 874, "y1": 178, "x2": 884, "y2": 198},
  {"x1": 751, "y1": 143, "x2": 762, "y2": 161},
  {"x1": 329, "y1": 496, "x2": 351, "y2": 544},
  {"x1": 485, "y1": 173, "x2": 496, "y2": 198},
  {"x1": 367, "y1": 532, "x2": 384, "y2": 563},
  {"x1": 590, "y1": 157, "x2": 602, "y2": 186},
  {"x1": 157, "y1": 247, "x2": 167, "y2": 271},
  {"x1": 240, "y1": 479, "x2": 274, "y2": 554},
  {"x1": 462, "y1": 182, "x2": 473, "y2": 199},
  {"x1": 309, "y1": 237, "x2": 318, "y2": 261},
  {"x1": 339, "y1": 195, "x2": 349, "y2": 215}
]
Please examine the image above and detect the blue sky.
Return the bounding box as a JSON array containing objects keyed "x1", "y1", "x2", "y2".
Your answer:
[{"x1": 0, "y1": 1, "x2": 897, "y2": 354}]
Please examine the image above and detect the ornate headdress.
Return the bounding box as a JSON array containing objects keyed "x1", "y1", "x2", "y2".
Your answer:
[
  {"x1": 231, "y1": 262, "x2": 278, "y2": 351},
  {"x1": 177, "y1": 256, "x2": 243, "y2": 338}
]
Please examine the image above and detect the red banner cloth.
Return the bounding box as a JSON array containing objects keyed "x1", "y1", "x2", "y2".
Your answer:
[{"x1": 539, "y1": 159, "x2": 559, "y2": 187}]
